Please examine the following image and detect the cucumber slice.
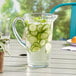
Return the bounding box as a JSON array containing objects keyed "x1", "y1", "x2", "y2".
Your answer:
[
  {"x1": 40, "y1": 40, "x2": 46, "y2": 46},
  {"x1": 31, "y1": 47, "x2": 40, "y2": 52},
  {"x1": 31, "y1": 31, "x2": 37, "y2": 36},
  {"x1": 41, "y1": 32, "x2": 49, "y2": 39},
  {"x1": 30, "y1": 42, "x2": 41, "y2": 52},
  {"x1": 27, "y1": 35, "x2": 37, "y2": 44},
  {"x1": 37, "y1": 33, "x2": 41, "y2": 40},
  {"x1": 37, "y1": 24, "x2": 43, "y2": 32},
  {"x1": 45, "y1": 29, "x2": 50, "y2": 34},
  {"x1": 29, "y1": 24, "x2": 37, "y2": 31},
  {"x1": 43, "y1": 24, "x2": 50, "y2": 31},
  {"x1": 32, "y1": 42, "x2": 40, "y2": 47}
]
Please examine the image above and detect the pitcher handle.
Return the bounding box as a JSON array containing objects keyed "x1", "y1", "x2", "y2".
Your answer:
[{"x1": 12, "y1": 17, "x2": 26, "y2": 47}]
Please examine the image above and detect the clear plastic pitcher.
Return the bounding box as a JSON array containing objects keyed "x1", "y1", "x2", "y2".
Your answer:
[{"x1": 12, "y1": 13, "x2": 57, "y2": 68}]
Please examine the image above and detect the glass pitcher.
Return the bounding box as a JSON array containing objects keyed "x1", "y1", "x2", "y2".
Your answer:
[{"x1": 12, "y1": 13, "x2": 58, "y2": 68}]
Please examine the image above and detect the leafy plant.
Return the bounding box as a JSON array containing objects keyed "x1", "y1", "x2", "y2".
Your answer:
[{"x1": 0, "y1": 32, "x2": 9, "y2": 52}]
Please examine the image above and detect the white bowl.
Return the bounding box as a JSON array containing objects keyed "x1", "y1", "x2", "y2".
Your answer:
[{"x1": 67, "y1": 39, "x2": 76, "y2": 46}]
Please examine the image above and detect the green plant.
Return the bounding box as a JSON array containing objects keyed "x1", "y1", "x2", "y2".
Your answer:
[{"x1": 0, "y1": 32, "x2": 9, "y2": 52}]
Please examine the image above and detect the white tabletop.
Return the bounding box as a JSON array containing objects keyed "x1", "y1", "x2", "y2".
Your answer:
[{"x1": 1, "y1": 40, "x2": 76, "y2": 76}]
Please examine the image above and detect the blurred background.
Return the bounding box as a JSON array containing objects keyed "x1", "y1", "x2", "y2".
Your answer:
[{"x1": 0, "y1": 0, "x2": 76, "y2": 40}]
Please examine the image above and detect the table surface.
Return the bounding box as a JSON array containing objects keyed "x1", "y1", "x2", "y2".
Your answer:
[{"x1": 1, "y1": 40, "x2": 76, "y2": 76}]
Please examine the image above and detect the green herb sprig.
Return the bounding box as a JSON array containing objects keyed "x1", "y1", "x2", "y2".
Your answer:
[{"x1": 0, "y1": 32, "x2": 10, "y2": 55}]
